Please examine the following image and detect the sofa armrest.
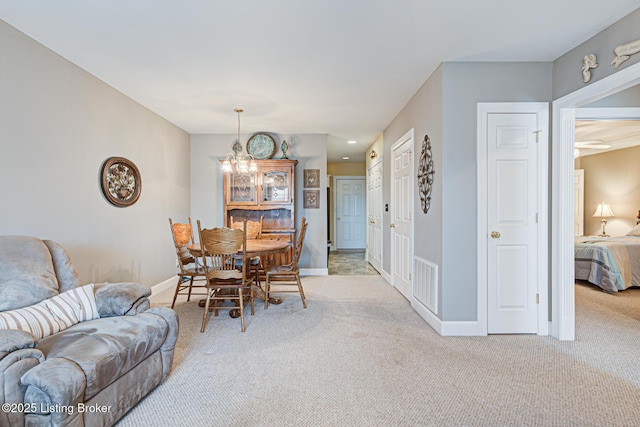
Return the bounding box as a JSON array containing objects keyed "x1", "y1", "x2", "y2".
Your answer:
[
  {"x1": 94, "y1": 282, "x2": 152, "y2": 317},
  {"x1": 21, "y1": 357, "x2": 86, "y2": 426},
  {"x1": 0, "y1": 329, "x2": 37, "y2": 356},
  {"x1": 0, "y1": 330, "x2": 44, "y2": 427},
  {"x1": 146, "y1": 307, "x2": 179, "y2": 381}
]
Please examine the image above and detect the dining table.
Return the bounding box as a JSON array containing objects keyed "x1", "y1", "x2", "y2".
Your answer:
[{"x1": 187, "y1": 239, "x2": 291, "y2": 314}]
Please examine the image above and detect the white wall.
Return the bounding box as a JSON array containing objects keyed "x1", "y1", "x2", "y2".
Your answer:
[
  {"x1": 0, "y1": 20, "x2": 190, "y2": 286},
  {"x1": 190, "y1": 134, "x2": 328, "y2": 271}
]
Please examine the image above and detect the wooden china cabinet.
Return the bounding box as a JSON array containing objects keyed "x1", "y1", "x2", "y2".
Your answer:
[{"x1": 223, "y1": 159, "x2": 298, "y2": 264}]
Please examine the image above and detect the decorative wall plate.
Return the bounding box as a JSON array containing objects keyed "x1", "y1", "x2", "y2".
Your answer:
[
  {"x1": 417, "y1": 135, "x2": 435, "y2": 214},
  {"x1": 246, "y1": 133, "x2": 276, "y2": 159},
  {"x1": 100, "y1": 156, "x2": 142, "y2": 207}
]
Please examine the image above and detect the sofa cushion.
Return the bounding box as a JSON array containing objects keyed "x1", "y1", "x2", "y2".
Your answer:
[
  {"x1": 0, "y1": 284, "x2": 98, "y2": 339},
  {"x1": 36, "y1": 312, "x2": 169, "y2": 400},
  {"x1": 0, "y1": 236, "x2": 59, "y2": 311}
]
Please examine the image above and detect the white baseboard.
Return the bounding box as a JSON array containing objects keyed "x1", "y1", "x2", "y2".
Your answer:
[
  {"x1": 151, "y1": 276, "x2": 176, "y2": 296},
  {"x1": 381, "y1": 269, "x2": 392, "y2": 284},
  {"x1": 440, "y1": 321, "x2": 483, "y2": 336},
  {"x1": 300, "y1": 268, "x2": 328, "y2": 276},
  {"x1": 412, "y1": 300, "x2": 483, "y2": 336}
]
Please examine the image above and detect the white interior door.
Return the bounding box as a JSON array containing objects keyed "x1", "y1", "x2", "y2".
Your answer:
[
  {"x1": 574, "y1": 169, "x2": 584, "y2": 236},
  {"x1": 335, "y1": 177, "x2": 366, "y2": 249},
  {"x1": 367, "y1": 160, "x2": 383, "y2": 272},
  {"x1": 391, "y1": 132, "x2": 413, "y2": 301},
  {"x1": 487, "y1": 112, "x2": 539, "y2": 334}
]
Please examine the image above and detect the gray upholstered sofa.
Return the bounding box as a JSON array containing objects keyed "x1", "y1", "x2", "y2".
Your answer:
[{"x1": 0, "y1": 236, "x2": 179, "y2": 427}]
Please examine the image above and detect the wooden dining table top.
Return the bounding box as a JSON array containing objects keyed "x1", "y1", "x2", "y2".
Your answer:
[{"x1": 187, "y1": 239, "x2": 290, "y2": 257}]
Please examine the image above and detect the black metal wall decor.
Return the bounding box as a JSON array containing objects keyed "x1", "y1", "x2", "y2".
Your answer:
[{"x1": 417, "y1": 135, "x2": 435, "y2": 214}]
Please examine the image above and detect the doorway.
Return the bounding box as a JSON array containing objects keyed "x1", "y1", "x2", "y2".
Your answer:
[
  {"x1": 333, "y1": 176, "x2": 366, "y2": 250},
  {"x1": 366, "y1": 157, "x2": 383, "y2": 273},
  {"x1": 553, "y1": 62, "x2": 640, "y2": 340},
  {"x1": 390, "y1": 130, "x2": 414, "y2": 301},
  {"x1": 477, "y1": 103, "x2": 549, "y2": 335}
]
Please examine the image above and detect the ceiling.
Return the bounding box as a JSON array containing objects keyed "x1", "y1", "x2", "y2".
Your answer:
[
  {"x1": 1, "y1": 1, "x2": 639, "y2": 162},
  {"x1": 575, "y1": 119, "x2": 640, "y2": 157}
]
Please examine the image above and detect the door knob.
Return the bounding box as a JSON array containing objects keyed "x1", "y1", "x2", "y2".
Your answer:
[
  {"x1": 337, "y1": 217, "x2": 341, "y2": 220},
  {"x1": 390, "y1": 223, "x2": 396, "y2": 228},
  {"x1": 490, "y1": 231, "x2": 501, "y2": 239}
]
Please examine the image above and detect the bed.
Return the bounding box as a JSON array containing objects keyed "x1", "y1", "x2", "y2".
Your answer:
[{"x1": 575, "y1": 235, "x2": 640, "y2": 292}]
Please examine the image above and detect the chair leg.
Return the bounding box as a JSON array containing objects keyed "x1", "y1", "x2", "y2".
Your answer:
[
  {"x1": 201, "y1": 288, "x2": 212, "y2": 333},
  {"x1": 171, "y1": 276, "x2": 182, "y2": 309},
  {"x1": 186, "y1": 276, "x2": 194, "y2": 302},
  {"x1": 264, "y1": 275, "x2": 270, "y2": 309},
  {"x1": 296, "y1": 273, "x2": 307, "y2": 308},
  {"x1": 238, "y1": 288, "x2": 246, "y2": 332},
  {"x1": 250, "y1": 285, "x2": 255, "y2": 315}
]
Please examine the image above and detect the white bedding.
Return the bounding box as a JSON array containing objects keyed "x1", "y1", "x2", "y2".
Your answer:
[{"x1": 574, "y1": 235, "x2": 640, "y2": 292}]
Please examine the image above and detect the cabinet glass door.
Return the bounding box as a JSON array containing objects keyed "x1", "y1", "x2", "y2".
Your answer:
[
  {"x1": 229, "y1": 173, "x2": 256, "y2": 204},
  {"x1": 262, "y1": 169, "x2": 290, "y2": 203}
]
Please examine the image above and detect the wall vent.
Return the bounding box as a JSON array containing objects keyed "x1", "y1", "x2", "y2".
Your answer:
[{"x1": 413, "y1": 257, "x2": 438, "y2": 315}]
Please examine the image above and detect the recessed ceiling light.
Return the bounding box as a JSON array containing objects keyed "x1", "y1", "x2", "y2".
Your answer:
[
  {"x1": 348, "y1": 140, "x2": 357, "y2": 144},
  {"x1": 342, "y1": 156, "x2": 350, "y2": 160}
]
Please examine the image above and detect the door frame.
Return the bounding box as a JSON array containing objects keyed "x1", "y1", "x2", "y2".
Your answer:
[
  {"x1": 332, "y1": 175, "x2": 366, "y2": 250},
  {"x1": 477, "y1": 103, "x2": 549, "y2": 336},
  {"x1": 366, "y1": 156, "x2": 383, "y2": 271},
  {"x1": 553, "y1": 61, "x2": 640, "y2": 341},
  {"x1": 390, "y1": 128, "x2": 415, "y2": 293}
]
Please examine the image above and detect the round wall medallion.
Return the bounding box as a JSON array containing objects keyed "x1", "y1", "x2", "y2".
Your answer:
[
  {"x1": 100, "y1": 157, "x2": 142, "y2": 207},
  {"x1": 417, "y1": 135, "x2": 435, "y2": 214},
  {"x1": 246, "y1": 133, "x2": 276, "y2": 159}
]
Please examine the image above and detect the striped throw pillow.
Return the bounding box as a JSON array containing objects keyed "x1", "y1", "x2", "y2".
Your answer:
[{"x1": 0, "y1": 284, "x2": 98, "y2": 339}]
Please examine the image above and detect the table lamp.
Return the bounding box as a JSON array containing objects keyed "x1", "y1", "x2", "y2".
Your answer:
[{"x1": 593, "y1": 202, "x2": 614, "y2": 236}]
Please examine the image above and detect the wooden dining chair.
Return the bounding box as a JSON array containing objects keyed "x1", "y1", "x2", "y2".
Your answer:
[
  {"x1": 264, "y1": 217, "x2": 308, "y2": 309},
  {"x1": 230, "y1": 215, "x2": 264, "y2": 285},
  {"x1": 197, "y1": 220, "x2": 255, "y2": 332},
  {"x1": 168, "y1": 217, "x2": 207, "y2": 308}
]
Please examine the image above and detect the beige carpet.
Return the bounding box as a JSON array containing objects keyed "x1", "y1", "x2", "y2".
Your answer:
[{"x1": 116, "y1": 278, "x2": 640, "y2": 427}]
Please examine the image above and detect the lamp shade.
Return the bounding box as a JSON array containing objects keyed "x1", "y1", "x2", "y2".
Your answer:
[{"x1": 592, "y1": 202, "x2": 614, "y2": 218}]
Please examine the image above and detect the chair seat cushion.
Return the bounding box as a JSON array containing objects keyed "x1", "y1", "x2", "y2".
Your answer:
[{"x1": 36, "y1": 312, "x2": 169, "y2": 400}]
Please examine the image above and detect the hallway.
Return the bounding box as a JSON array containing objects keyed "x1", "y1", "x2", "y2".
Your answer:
[{"x1": 328, "y1": 250, "x2": 380, "y2": 275}]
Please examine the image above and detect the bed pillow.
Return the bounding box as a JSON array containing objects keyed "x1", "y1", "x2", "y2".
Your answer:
[
  {"x1": 0, "y1": 284, "x2": 98, "y2": 339},
  {"x1": 626, "y1": 224, "x2": 640, "y2": 236}
]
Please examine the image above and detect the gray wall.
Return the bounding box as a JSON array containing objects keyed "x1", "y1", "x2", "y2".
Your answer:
[
  {"x1": 190, "y1": 134, "x2": 328, "y2": 270},
  {"x1": 383, "y1": 65, "x2": 444, "y2": 314},
  {"x1": 0, "y1": 20, "x2": 191, "y2": 286},
  {"x1": 553, "y1": 7, "x2": 640, "y2": 99},
  {"x1": 383, "y1": 62, "x2": 552, "y2": 322},
  {"x1": 440, "y1": 62, "x2": 552, "y2": 321}
]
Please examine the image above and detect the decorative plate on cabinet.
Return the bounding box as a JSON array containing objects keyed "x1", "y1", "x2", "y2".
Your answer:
[{"x1": 246, "y1": 133, "x2": 277, "y2": 159}]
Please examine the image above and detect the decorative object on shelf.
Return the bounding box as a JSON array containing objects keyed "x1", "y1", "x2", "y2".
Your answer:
[
  {"x1": 304, "y1": 190, "x2": 320, "y2": 209},
  {"x1": 247, "y1": 133, "x2": 277, "y2": 160},
  {"x1": 100, "y1": 156, "x2": 142, "y2": 207},
  {"x1": 222, "y1": 108, "x2": 258, "y2": 174},
  {"x1": 417, "y1": 134, "x2": 435, "y2": 214},
  {"x1": 611, "y1": 38, "x2": 640, "y2": 69},
  {"x1": 280, "y1": 139, "x2": 289, "y2": 159},
  {"x1": 593, "y1": 201, "x2": 614, "y2": 236},
  {"x1": 369, "y1": 150, "x2": 378, "y2": 160},
  {"x1": 582, "y1": 54, "x2": 598, "y2": 83},
  {"x1": 304, "y1": 169, "x2": 320, "y2": 188}
]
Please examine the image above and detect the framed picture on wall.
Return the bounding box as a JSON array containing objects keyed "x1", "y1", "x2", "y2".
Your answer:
[
  {"x1": 304, "y1": 190, "x2": 320, "y2": 209},
  {"x1": 304, "y1": 169, "x2": 320, "y2": 188}
]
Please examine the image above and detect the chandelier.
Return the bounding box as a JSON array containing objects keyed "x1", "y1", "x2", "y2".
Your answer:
[{"x1": 222, "y1": 108, "x2": 258, "y2": 174}]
